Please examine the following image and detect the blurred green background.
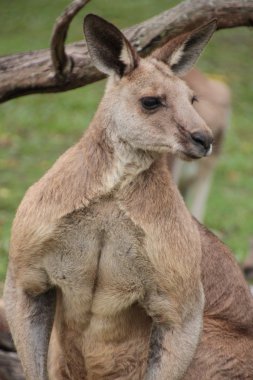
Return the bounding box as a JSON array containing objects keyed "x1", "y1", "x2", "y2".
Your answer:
[{"x1": 0, "y1": 0, "x2": 253, "y2": 282}]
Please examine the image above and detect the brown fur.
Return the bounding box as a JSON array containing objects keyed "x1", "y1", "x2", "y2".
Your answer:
[
  {"x1": 183, "y1": 223, "x2": 253, "y2": 379},
  {"x1": 4, "y1": 16, "x2": 218, "y2": 380},
  {"x1": 2, "y1": 220, "x2": 253, "y2": 379},
  {"x1": 80, "y1": 221, "x2": 253, "y2": 379},
  {"x1": 0, "y1": 298, "x2": 14, "y2": 353}
]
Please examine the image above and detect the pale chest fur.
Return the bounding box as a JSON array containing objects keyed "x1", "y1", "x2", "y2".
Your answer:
[
  {"x1": 44, "y1": 197, "x2": 147, "y2": 328},
  {"x1": 43, "y1": 162, "x2": 202, "y2": 330}
]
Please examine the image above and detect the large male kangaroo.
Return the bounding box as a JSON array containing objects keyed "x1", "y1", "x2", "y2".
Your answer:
[{"x1": 4, "y1": 15, "x2": 216, "y2": 380}]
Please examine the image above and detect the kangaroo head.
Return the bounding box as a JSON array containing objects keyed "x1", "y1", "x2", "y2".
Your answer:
[{"x1": 84, "y1": 15, "x2": 216, "y2": 160}]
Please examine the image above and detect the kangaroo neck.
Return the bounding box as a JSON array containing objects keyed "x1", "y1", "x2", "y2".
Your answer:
[{"x1": 79, "y1": 107, "x2": 155, "y2": 198}]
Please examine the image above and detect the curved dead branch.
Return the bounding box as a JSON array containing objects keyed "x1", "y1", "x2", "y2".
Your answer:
[
  {"x1": 0, "y1": 0, "x2": 253, "y2": 103},
  {"x1": 51, "y1": 0, "x2": 90, "y2": 75}
]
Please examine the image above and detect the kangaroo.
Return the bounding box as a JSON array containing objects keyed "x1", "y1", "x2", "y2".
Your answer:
[
  {"x1": 168, "y1": 68, "x2": 231, "y2": 221},
  {"x1": 4, "y1": 15, "x2": 216, "y2": 380},
  {"x1": 2, "y1": 228, "x2": 253, "y2": 380}
]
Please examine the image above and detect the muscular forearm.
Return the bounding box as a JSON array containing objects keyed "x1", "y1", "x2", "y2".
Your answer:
[
  {"x1": 144, "y1": 289, "x2": 204, "y2": 380},
  {"x1": 3, "y1": 266, "x2": 56, "y2": 380}
]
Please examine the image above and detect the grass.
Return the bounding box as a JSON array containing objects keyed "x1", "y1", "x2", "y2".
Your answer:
[{"x1": 0, "y1": 0, "x2": 253, "y2": 281}]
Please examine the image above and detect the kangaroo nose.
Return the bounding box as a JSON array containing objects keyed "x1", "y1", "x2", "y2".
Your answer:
[{"x1": 191, "y1": 131, "x2": 213, "y2": 152}]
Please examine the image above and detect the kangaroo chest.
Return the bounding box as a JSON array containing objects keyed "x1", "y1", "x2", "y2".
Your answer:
[
  {"x1": 45, "y1": 197, "x2": 147, "y2": 325},
  {"x1": 45, "y1": 168, "x2": 202, "y2": 379},
  {"x1": 45, "y1": 166, "x2": 200, "y2": 328}
]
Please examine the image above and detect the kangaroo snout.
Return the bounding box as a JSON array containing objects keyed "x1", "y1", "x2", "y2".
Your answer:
[{"x1": 190, "y1": 130, "x2": 213, "y2": 156}]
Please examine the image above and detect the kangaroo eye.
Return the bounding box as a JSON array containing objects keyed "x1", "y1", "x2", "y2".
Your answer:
[
  {"x1": 140, "y1": 97, "x2": 162, "y2": 110},
  {"x1": 191, "y1": 95, "x2": 198, "y2": 104}
]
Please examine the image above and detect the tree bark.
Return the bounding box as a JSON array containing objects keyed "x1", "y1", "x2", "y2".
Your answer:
[
  {"x1": 51, "y1": 0, "x2": 91, "y2": 74},
  {"x1": 0, "y1": 0, "x2": 252, "y2": 103}
]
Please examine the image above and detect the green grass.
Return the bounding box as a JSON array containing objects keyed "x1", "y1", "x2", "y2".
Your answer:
[{"x1": 0, "y1": 1, "x2": 253, "y2": 281}]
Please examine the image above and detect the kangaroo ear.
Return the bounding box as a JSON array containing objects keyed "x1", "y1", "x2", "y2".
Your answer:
[
  {"x1": 152, "y1": 20, "x2": 217, "y2": 76},
  {"x1": 83, "y1": 14, "x2": 139, "y2": 77}
]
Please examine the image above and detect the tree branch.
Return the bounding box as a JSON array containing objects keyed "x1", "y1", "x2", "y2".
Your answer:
[
  {"x1": 50, "y1": 0, "x2": 90, "y2": 75},
  {"x1": 0, "y1": 0, "x2": 252, "y2": 103}
]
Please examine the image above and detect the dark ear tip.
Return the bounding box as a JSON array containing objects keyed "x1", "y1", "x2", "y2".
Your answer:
[
  {"x1": 203, "y1": 18, "x2": 217, "y2": 31},
  {"x1": 192, "y1": 18, "x2": 217, "y2": 40},
  {"x1": 83, "y1": 14, "x2": 93, "y2": 34},
  {"x1": 84, "y1": 14, "x2": 100, "y2": 23},
  {"x1": 83, "y1": 14, "x2": 105, "y2": 32}
]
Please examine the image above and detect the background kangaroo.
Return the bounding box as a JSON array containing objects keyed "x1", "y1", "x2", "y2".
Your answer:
[
  {"x1": 3, "y1": 14, "x2": 216, "y2": 380},
  {"x1": 169, "y1": 68, "x2": 231, "y2": 221}
]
